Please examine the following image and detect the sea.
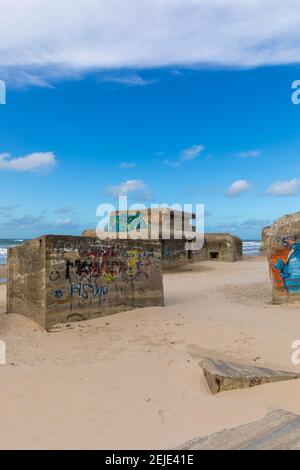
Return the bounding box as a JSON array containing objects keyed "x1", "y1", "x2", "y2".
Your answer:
[
  {"x1": 0, "y1": 239, "x2": 26, "y2": 265},
  {"x1": 0, "y1": 239, "x2": 261, "y2": 264},
  {"x1": 242, "y1": 240, "x2": 261, "y2": 256}
]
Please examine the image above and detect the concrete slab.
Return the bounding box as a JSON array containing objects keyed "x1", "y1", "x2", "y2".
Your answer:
[
  {"x1": 177, "y1": 409, "x2": 300, "y2": 450},
  {"x1": 200, "y1": 357, "x2": 300, "y2": 394}
]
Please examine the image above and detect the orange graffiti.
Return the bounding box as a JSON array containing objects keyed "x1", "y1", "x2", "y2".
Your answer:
[{"x1": 270, "y1": 247, "x2": 290, "y2": 288}]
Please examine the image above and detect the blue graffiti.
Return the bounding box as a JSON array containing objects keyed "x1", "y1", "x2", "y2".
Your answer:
[
  {"x1": 53, "y1": 288, "x2": 64, "y2": 298},
  {"x1": 69, "y1": 282, "x2": 109, "y2": 300},
  {"x1": 274, "y1": 241, "x2": 300, "y2": 294}
]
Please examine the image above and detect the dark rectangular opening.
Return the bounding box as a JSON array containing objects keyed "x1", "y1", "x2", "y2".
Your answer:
[{"x1": 210, "y1": 251, "x2": 219, "y2": 259}]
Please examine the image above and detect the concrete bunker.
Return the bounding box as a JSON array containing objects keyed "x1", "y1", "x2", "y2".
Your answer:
[
  {"x1": 191, "y1": 233, "x2": 243, "y2": 263},
  {"x1": 267, "y1": 211, "x2": 300, "y2": 304},
  {"x1": 83, "y1": 208, "x2": 197, "y2": 271},
  {"x1": 7, "y1": 235, "x2": 164, "y2": 329},
  {"x1": 260, "y1": 225, "x2": 271, "y2": 253},
  {"x1": 83, "y1": 210, "x2": 242, "y2": 269}
]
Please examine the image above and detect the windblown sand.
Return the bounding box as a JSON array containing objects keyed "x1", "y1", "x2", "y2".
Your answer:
[{"x1": 1, "y1": 257, "x2": 300, "y2": 450}]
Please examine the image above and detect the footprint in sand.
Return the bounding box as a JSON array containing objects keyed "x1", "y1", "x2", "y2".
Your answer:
[{"x1": 158, "y1": 409, "x2": 174, "y2": 424}]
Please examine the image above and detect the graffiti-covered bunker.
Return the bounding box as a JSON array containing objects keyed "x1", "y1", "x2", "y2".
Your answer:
[
  {"x1": 83, "y1": 208, "x2": 243, "y2": 268},
  {"x1": 267, "y1": 211, "x2": 300, "y2": 304},
  {"x1": 7, "y1": 235, "x2": 164, "y2": 329},
  {"x1": 83, "y1": 208, "x2": 198, "y2": 270}
]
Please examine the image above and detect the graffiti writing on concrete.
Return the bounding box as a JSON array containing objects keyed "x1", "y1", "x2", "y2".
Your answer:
[
  {"x1": 48, "y1": 239, "x2": 161, "y2": 312},
  {"x1": 273, "y1": 240, "x2": 300, "y2": 294},
  {"x1": 54, "y1": 288, "x2": 64, "y2": 298},
  {"x1": 109, "y1": 212, "x2": 147, "y2": 233}
]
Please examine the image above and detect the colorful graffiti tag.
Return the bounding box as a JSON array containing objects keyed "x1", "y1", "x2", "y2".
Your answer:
[
  {"x1": 109, "y1": 212, "x2": 147, "y2": 233},
  {"x1": 273, "y1": 241, "x2": 300, "y2": 294},
  {"x1": 48, "y1": 240, "x2": 161, "y2": 310}
]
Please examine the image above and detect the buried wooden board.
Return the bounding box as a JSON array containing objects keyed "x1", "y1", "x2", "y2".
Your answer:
[
  {"x1": 200, "y1": 357, "x2": 300, "y2": 394},
  {"x1": 177, "y1": 409, "x2": 300, "y2": 450}
]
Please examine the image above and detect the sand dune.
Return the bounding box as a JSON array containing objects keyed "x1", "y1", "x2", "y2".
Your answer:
[{"x1": 1, "y1": 257, "x2": 300, "y2": 449}]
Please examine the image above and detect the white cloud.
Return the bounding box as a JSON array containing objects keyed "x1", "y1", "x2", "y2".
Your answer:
[
  {"x1": 119, "y1": 162, "x2": 136, "y2": 169},
  {"x1": 99, "y1": 72, "x2": 157, "y2": 86},
  {"x1": 237, "y1": 149, "x2": 262, "y2": 158},
  {"x1": 11, "y1": 71, "x2": 54, "y2": 89},
  {"x1": 266, "y1": 178, "x2": 300, "y2": 196},
  {"x1": 56, "y1": 217, "x2": 72, "y2": 225},
  {"x1": 2, "y1": 0, "x2": 300, "y2": 85},
  {"x1": 106, "y1": 179, "x2": 151, "y2": 199},
  {"x1": 226, "y1": 179, "x2": 251, "y2": 197},
  {"x1": 0, "y1": 152, "x2": 56, "y2": 172},
  {"x1": 164, "y1": 144, "x2": 204, "y2": 167},
  {"x1": 181, "y1": 144, "x2": 205, "y2": 161}
]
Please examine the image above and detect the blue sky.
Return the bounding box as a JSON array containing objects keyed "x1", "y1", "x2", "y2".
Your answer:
[{"x1": 1, "y1": 1, "x2": 300, "y2": 239}]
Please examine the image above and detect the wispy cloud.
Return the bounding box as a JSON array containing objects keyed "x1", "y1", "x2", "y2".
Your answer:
[
  {"x1": 3, "y1": 214, "x2": 50, "y2": 231},
  {"x1": 0, "y1": 152, "x2": 56, "y2": 172},
  {"x1": 54, "y1": 206, "x2": 73, "y2": 214},
  {"x1": 237, "y1": 149, "x2": 262, "y2": 159},
  {"x1": 106, "y1": 179, "x2": 151, "y2": 199},
  {"x1": 11, "y1": 71, "x2": 54, "y2": 89},
  {"x1": 99, "y1": 72, "x2": 157, "y2": 86},
  {"x1": 215, "y1": 218, "x2": 270, "y2": 232},
  {"x1": 56, "y1": 217, "x2": 73, "y2": 226},
  {"x1": 171, "y1": 70, "x2": 185, "y2": 76},
  {"x1": 265, "y1": 178, "x2": 300, "y2": 197},
  {"x1": 181, "y1": 145, "x2": 205, "y2": 161},
  {"x1": 226, "y1": 180, "x2": 251, "y2": 197},
  {"x1": 119, "y1": 162, "x2": 136, "y2": 169},
  {"x1": 3, "y1": 1, "x2": 300, "y2": 86},
  {"x1": 164, "y1": 144, "x2": 205, "y2": 167},
  {"x1": 0, "y1": 205, "x2": 18, "y2": 217},
  {"x1": 3, "y1": 212, "x2": 80, "y2": 233}
]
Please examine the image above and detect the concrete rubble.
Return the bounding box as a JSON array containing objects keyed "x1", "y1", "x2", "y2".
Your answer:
[
  {"x1": 177, "y1": 409, "x2": 300, "y2": 450},
  {"x1": 200, "y1": 357, "x2": 300, "y2": 394}
]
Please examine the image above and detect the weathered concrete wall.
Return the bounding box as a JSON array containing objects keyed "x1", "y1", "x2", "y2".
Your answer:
[
  {"x1": 161, "y1": 239, "x2": 189, "y2": 270},
  {"x1": 82, "y1": 229, "x2": 242, "y2": 268},
  {"x1": 267, "y1": 212, "x2": 300, "y2": 304},
  {"x1": 260, "y1": 226, "x2": 270, "y2": 253},
  {"x1": 177, "y1": 409, "x2": 300, "y2": 450},
  {"x1": 107, "y1": 209, "x2": 195, "y2": 241},
  {"x1": 82, "y1": 208, "x2": 195, "y2": 271},
  {"x1": 191, "y1": 234, "x2": 243, "y2": 263},
  {"x1": 7, "y1": 237, "x2": 46, "y2": 328},
  {"x1": 7, "y1": 235, "x2": 164, "y2": 329}
]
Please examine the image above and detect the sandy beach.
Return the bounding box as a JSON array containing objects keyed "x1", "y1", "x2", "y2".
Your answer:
[{"x1": 1, "y1": 256, "x2": 300, "y2": 450}]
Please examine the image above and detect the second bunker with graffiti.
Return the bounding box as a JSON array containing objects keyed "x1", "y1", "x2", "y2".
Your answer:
[
  {"x1": 267, "y1": 211, "x2": 300, "y2": 304},
  {"x1": 7, "y1": 235, "x2": 164, "y2": 329}
]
